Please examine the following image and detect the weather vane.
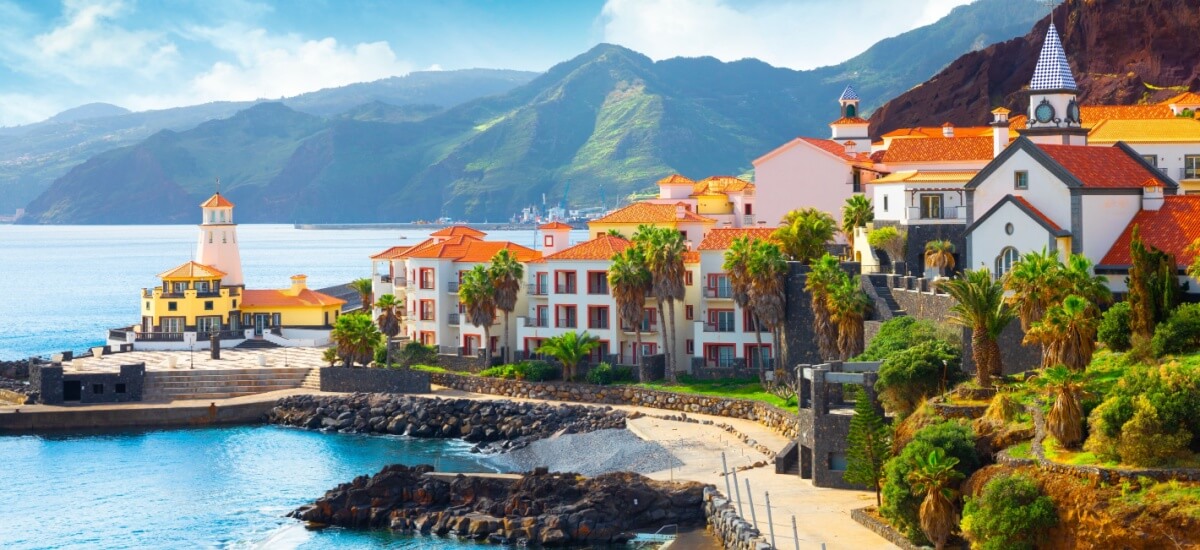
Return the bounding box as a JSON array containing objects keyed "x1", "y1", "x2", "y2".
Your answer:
[{"x1": 216, "y1": 176, "x2": 220, "y2": 194}]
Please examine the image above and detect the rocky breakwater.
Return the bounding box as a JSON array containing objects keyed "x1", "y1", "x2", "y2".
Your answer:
[
  {"x1": 291, "y1": 464, "x2": 709, "y2": 546},
  {"x1": 265, "y1": 393, "x2": 626, "y2": 451}
]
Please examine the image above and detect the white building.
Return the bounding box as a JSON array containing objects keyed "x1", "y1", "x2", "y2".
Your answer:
[{"x1": 691, "y1": 228, "x2": 777, "y2": 369}]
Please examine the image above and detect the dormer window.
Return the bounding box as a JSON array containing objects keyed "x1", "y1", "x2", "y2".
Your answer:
[{"x1": 1014, "y1": 171, "x2": 1029, "y2": 190}]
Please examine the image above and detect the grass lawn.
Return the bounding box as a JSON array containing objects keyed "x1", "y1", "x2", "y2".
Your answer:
[
  {"x1": 410, "y1": 364, "x2": 452, "y2": 374},
  {"x1": 635, "y1": 376, "x2": 796, "y2": 409},
  {"x1": 1006, "y1": 441, "x2": 1033, "y2": 460},
  {"x1": 1118, "y1": 479, "x2": 1200, "y2": 519}
]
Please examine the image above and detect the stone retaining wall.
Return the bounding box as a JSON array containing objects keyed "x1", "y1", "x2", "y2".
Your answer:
[
  {"x1": 427, "y1": 372, "x2": 799, "y2": 439},
  {"x1": 704, "y1": 487, "x2": 773, "y2": 550},
  {"x1": 849, "y1": 507, "x2": 924, "y2": 550},
  {"x1": 319, "y1": 367, "x2": 431, "y2": 394}
]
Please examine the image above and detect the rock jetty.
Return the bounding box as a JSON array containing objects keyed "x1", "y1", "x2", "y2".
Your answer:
[
  {"x1": 290, "y1": 464, "x2": 709, "y2": 546},
  {"x1": 265, "y1": 393, "x2": 626, "y2": 451}
]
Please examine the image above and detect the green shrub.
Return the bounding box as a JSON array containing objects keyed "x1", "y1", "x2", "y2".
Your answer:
[
  {"x1": 1151, "y1": 303, "x2": 1200, "y2": 357},
  {"x1": 880, "y1": 419, "x2": 979, "y2": 544},
  {"x1": 875, "y1": 340, "x2": 963, "y2": 418},
  {"x1": 961, "y1": 473, "x2": 1057, "y2": 550},
  {"x1": 856, "y1": 317, "x2": 949, "y2": 361},
  {"x1": 1085, "y1": 361, "x2": 1200, "y2": 465},
  {"x1": 585, "y1": 362, "x2": 634, "y2": 385},
  {"x1": 396, "y1": 341, "x2": 438, "y2": 367},
  {"x1": 1098, "y1": 301, "x2": 1132, "y2": 352},
  {"x1": 1118, "y1": 396, "x2": 1193, "y2": 467},
  {"x1": 373, "y1": 344, "x2": 388, "y2": 366},
  {"x1": 481, "y1": 360, "x2": 559, "y2": 382}
]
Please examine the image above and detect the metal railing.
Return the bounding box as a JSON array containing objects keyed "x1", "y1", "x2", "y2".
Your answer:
[
  {"x1": 704, "y1": 323, "x2": 735, "y2": 333},
  {"x1": 522, "y1": 317, "x2": 549, "y2": 328},
  {"x1": 1182, "y1": 167, "x2": 1200, "y2": 180},
  {"x1": 556, "y1": 318, "x2": 578, "y2": 329},
  {"x1": 555, "y1": 284, "x2": 577, "y2": 294},
  {"x1": 621, "y1": 322, "x2": 658, "y2": 333},
  {"x1": 705, "y1": 286, "x2": 733, "y2": 299},
  {"x1": 447, "y1": 281, "x2": 460, "y2": 293},
  {"x1": 528, "y1": 284, "x2": 549, "y2": 296},
  {"x1": 448, "y1": 313, "x2": 460, "y2": 326},
  {"x1": 907, "y1": 205, "x2": 966, "y2": 220}
]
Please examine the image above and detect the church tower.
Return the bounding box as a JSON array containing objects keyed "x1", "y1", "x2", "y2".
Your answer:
[
  {"x1": 195, "y1": 188, "x2": 244, "y2": 286},
  {"x1": 1019, "y1": 24, "x2": 1087, "y2": 146},
  {"x1": 830, "y1": 85, "x2": 871, "y2": 153}
]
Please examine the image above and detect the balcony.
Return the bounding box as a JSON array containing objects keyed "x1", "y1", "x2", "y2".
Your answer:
[
  {"x1": 527, "y1": 284, "x2": 549, "y2": 296},
  {"x1": 621, "y1": 322, "x2": 658, "y2": 333},
  {"x1": 448, "y1": 313, "x2": 460, "y2": 326},
  {"x1": 555, "y1": 319, "x2": 578, "y2": 329},
  {"x1": 1182, "y1": 167, "x2": 1200, "y2": 181},
  {"x1": 703, "y1": 323, "x2": 736, "y2": 333},
  {"x1": 555, "y1": 284, "x2": 577, "y2": 294},
  {"x1": 705, "y1": 287, "x2": 733, "y2": 299},
  {"x1": 906, "y1": 205, "x2": 966, "y2": 222},
  {"x1": 523, "y1": 317, "x2": 549, "y2": 328},
  {"x1": 743, "y1": 214, "x2": 755, "y2": 226},
  {"x1": 447, "y1": 281, "x2": 460, "y2": 293},
  {"x1": 375, "y1": 274, "x2": 392, "y2": 283}
]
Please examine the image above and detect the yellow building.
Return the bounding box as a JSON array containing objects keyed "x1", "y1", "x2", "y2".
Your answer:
[{"x1": 119, "y1": 191, "x2": 344, "y2": 349}]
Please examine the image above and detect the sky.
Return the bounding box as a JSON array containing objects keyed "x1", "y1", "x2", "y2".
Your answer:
[{"x1": 0, "y1": 0, "x2": 978, "y2": 127}]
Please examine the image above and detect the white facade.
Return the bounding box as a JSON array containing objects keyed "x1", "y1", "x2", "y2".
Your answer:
[{"x1": 691, "y1": 250, "x2": 774, "y2": 368}]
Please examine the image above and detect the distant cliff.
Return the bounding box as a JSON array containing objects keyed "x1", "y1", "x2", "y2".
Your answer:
[{"x1": 869, "y1": 0, "x2": 1200, "y2": 135}]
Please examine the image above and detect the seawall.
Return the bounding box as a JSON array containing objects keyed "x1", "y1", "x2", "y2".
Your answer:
[{"x1": 0, "y1": 397, "x2": 283, "y2": 432}]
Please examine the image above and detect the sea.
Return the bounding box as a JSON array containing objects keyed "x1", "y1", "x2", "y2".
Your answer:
[{"x1": 0, "y1": 224, "x2": 587, "y2": 360}]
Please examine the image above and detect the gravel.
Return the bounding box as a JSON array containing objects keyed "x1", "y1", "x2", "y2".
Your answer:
[{"x1": 493, "y1": 428, "x2": 683, "y2": 477}]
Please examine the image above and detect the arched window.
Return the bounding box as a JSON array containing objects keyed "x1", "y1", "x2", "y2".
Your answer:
[
  {"x1": 994, "y1": 247, "x2": 1019, "y2": 278},
  {"x1": 845, "y1": 104, "x2": 857, "y2": 118}
]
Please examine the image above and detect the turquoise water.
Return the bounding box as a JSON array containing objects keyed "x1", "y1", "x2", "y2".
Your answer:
[
  {"x1": 0, "y1": 224, "x2": 587, "y2": 359},
  {"x1": 0, "y1": 425, "x2": 505, "y2": 549}
]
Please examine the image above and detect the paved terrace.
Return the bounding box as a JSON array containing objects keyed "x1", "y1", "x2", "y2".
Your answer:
[{"x1": 62, "y1": 347, "x2": 328, "y2": 373}]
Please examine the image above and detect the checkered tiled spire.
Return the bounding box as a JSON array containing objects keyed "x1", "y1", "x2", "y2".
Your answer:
[
  {"x1": 1030, "y1": 24, "x2": 1076, "y2": 91},
  {"x1": 839, "y1": 85, "x2": 859, "y2": 101}
]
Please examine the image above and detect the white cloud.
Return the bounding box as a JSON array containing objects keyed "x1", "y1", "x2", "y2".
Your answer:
[
  {"x1": 27, "y1": 0, "x2": 179, "y2": 81},
  {"x1": 0, "y1": 94, "x2": 60, "y2": 127},
  {"x1": 599, "y1": 0, "x2": 976, "y2": 70}
]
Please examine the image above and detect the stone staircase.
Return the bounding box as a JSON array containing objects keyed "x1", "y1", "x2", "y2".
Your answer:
[
  {"x1": 300, "y1": 368, "x2": 323, "y2": 390},
  {"x1": 236, "y1": 338, "x2": 281, "y2": 350},
  {"x1": 143, "y1": 367, "x2": 315, "y2": 401}
]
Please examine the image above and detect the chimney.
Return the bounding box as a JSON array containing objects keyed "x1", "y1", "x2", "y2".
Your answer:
[
  {"x1": 843, "y1": 140, "x2": 856, "y2": 155},
  {"x1": 990, "y1": 107, "x2": 1011, "y2": 158},
  {"x1": 942, "y1": 122, "x2": 954, "y2": 138},
  {"x1": 289, "y1": 274, "x2": 308, "y2": 295},
  {"x1": 1142, "y1": 181, "x2": 1164, "y2": 211}
]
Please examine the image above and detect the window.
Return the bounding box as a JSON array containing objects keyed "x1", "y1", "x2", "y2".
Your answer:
[
  {"x1": 852, "y1": 170, "x2": 862, "y2": 193},
  {"x1": 747, "y1": 345, "x2": 772, "y2": 369},
  {"x1": 679, "y1": 230, "x2": 688, "y2": 241},
  {"x1": 1014, "y1": 171, "x2": 1029, "y2": 190},
  {"x1": 686, "y1": 339, "x2": 694, "y2": 355},
  {"x1": 232, "y1": 299, "x2": 237, "y2": 309},
  {"x1": 419, "y1": 268, "x2": 435, "y2": 289},
  {"x1": 1142, "y1": 154, "x2": 1158, "y2": 167},
  {"x1": 588, "y1": 306, "x2": 609, "y2": 329},
  {"x1": 464, "y1": 334, "x2": 481, "y2": 355},
  {"x1": 685, "y1": 271, "x2": 693, "y2": 286},
  {"x1": 994, "y1": 247, "x2": 1019, "y2": 278},
  {"x1": 744, "y1": 310, "x2": 765, "y2": 332},
  {"x1": 204, "y1": 300, "x2": 214, "y2": 311},
  {"x1": 196, "y1": 281, "x2": 210, "y2": 292},
  {"x1": 168, "y1": 302, "x2": 178, "y2": 312},
  {"x1": 162, "y1": 317, "x2": 185, "y2": 333},
  {"x1": 173, "y1": 282, "x2": 188, "y2": 293},
  {"x1": 706, "y1": 344, "x2": 736, "y2": 368},
  {"x1": 115, "y1": 383, "x2": 127, "y2": 394},
  {"x1": 829, "y1": 452, "x2": 848, "y2": 471},
  {"x1": 587, "y1": 271, "x2": 608, "y2": 295},
  {"x1": 93, "y1": 384, "x2": 104, "y2": 395},
  {"x1": 883, "y1": 195, "x2": 889, "y2": 212},
  {"x1": 709, "y1": 309, "x2": 735, "y2": 332},
  {"x1": 919, "y1": 194, "x2": 943, "y2": 219},
  {"x1": 420, "y1": 331, "x2": 436, "y2": 346},
  {"x1": 744, "y1": 203, "x2": 753, "y2": 215},
  {"x1": 535, "y1": 306, "x2": 549, "y2": 327},
  {"x1": 197, "y1": 316, "x2": 222, "y2": 334},
  {"x1": 555, "y1": 271, "x2": 577, "y2": 294},
  {"x1": 272, "y1": 313, "x2": 281, "y2": 327},
  {"x1": 1186, "y1": 155, "x2": 1200, "y2": 180},
  {"x1": 556, "y1": 305, "x2": 577, "y2": 328},
  {"x1": 845, "y1": 104, "x2": 857, "y2": 118},
  {"x1": 707, "y1": 274, "x2": 732, "y2": 298},
  {"x1": 625, "y1": 308, "x2": 657, "y2": 332},
  {"x1": 534, "y1": 272, "x2": 549, "y2": 295},
  {"x1": 685, "y1": 305, "x2": 694, "y2": 320},
  {"x1": 544, "y1": 235, "x2": 554, "y2": 247},
  {"x1": 419, "y1": 300, "x2": 435, "y2": 321},
  {"x1": 589, "y1": 340, "x2": 610, "y2": 363}
]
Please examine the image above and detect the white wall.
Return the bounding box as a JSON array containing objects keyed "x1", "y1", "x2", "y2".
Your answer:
[
  {"x1": 971, "y1": 149, "x2": 1073, "y2": 231},
  {"x1": 1123, "y1": 142, "x2": 1200, "y2": 185},
  {"x1": 968, "y1": 201, "x2": 1053, "y2": 272},
  {"x1": 1080, "y1": 194, "x2": 1141, "y2": 260},
  {"x1": 754, "y1": 142, "x2": 855, "y2": 226}
]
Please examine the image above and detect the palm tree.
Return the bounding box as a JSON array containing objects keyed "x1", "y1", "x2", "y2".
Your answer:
[
  {"x1": 459, "y1": 265, "x2": 497, "y2": 360},
  {"x1": 924, "y1": 240, "x2": 956, "y2": 277},
  {"x1": 828, "y1": 276, "x2": 870, "y2": 360},
  {"x1": 321, "y1": 347, "x2": 339, "y2": 367},
  {"x1": 773, "y1": 208, "x2": 835, "y2": 263},
  {"x1": 632, "y1": 225, "x2": 669, "y2": 367},
  {"x1": 906, "y1": 448, "x2": 963, "y2": 550},
  {"x1": 489, "y1": 249, "x2": 524, "y2": 363},
  {"x1": 747, "y1": 240, "x2": 788, "y2": 370},
  {"x1": 841, "y1": 195, "x2": 874, "y2": 250},
  {"x1": 867, "y1": 226, "x2": 907, "y2": 274},
  {"x1": 939, "y1": 269, "x2": 1014, "y2": 388},
  {"x1": 636, "y1": 225, "x2": 686, "y2": 382},
  {"x1": 536, "y1": 331, "x2": 601, "y2": 381},
  {"x1": 1030, "y1": 365, "x2": 1087, "y2": 448},
  {"x1": 724, "y1": 236, "x2": 756, "y2": 364},
  {"x1": 330, "y1": 312, "x2": 382, "y2": 367},
  {"x1": 609, "y1": 247, "x2": 651, "y2": 365},
  {"x1": 605, "y1": 229, "x2": 625, "y2": 238},
  {"x1": 374, "y1": 294, "x2": 402, "y2": 346},
  {"x1": 1003, "y1": 248, "x2": 1062, "y2": 332},
  {"x1": 1025, "y1": 295, "x2": 1099, "y2": 371},
  {"x1": 1059, "y1": 254, "x2": 1111, "y2": 310},
  {"x1": 349, "y1": 277, "x2": 374, "y2": 313},
  {"x1": 805, "y1": 253, "x2": 843, "y2": 361}
]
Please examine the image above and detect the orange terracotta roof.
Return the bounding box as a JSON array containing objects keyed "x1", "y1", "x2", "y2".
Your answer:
[
  {"x1": 406, "y1": 236, "x2": 541, "y2": 263},
  {"x1": 698, "y1": 228, "x2": 778, "y2": 250},
  {"x1": 544, "y1": 235, "x2": 631, "y2": 261},
  {"x1": 538, "y1": 221, "x2": 574, "y2": 230},
  {"x1": 991, "y1": 107, "x2": 1011, "y2": 115},
  {"x1": 1086, "y1": 118, "x2": 1200, "y2": 143},
  {"x1": 881, "y1": 136, "x2": 994, "y2": 163},
  {"x1": 1012, "y1": 196, "x2": 1063, "y2": 232},
  {"x1": 158, "y1": 261, "x2": 226, "y2": 280},
  {"x1": 683, "y1": 251, "x2": 700, "y2": 264},
  {"x1": 370, "y1": 245, "x2": 412, "y2": 260},
  {"x1": 657, "y1": 174, "x2": 695, "y2": 186},
  {"x1": 430, "y1": 225, "x2": 487, "y2": 238},
  {"x1": 1162, "y1": 91, "x2": 1200, "y2": 105},
  {"x1": 1100, "y1": 196, "x2": 1200, "y2": 267},
  {"x1": 200, "y1": 193, "x2": 234, "y2": 208},
  {"x1": 691, "y1": 176, "x2": 754, "y2": 195},
  {"x1": 830, "y1": 116, "x2": 869, "y2": 125},
  {"x1": 242, "y1": 288, "x2": 345, "y2": 308},
  {"x1": 1010, "y1": 105, "x2": 1174, "y2": 130},
  {"x1": 1037, "y1": 143, "x2": 1162, "y2": 189},
  {"x1": 881, "y1": 126, "x2": 993, "y2": 139},
  {"x1": 590, "y1": 202, "x2": 716, "y2": 224}
]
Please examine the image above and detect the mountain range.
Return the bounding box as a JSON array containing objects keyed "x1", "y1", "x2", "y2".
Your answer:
[{"x1": 16, "y1": 0, "x2": 1055, "y2": 224}]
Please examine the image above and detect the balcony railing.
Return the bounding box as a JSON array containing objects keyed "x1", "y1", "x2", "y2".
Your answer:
[
  {"x1": 1182, "y1": 167, "x2": 1200, "y2": 180},
  {"x1": 907, "y1": 205, "x2": 966, "y2": 221},
  {"x1": 528, "y1": 284, "x2": 549, "y2": 296},
  {"x1": 587, "y1": 287, "x2": 609, "y2": 296},
  {"x1": 622, "y1": 322, "x2": 658, "y2": 333},
  {"x1": 555, "y1": 284, "x2": 577, "y2": 294},
  {"x1": 705, "y1": 287, "x2": 733, "y2": 299},
  {"x1": 743, "y1": 214, "x2": 755, "y2": 226},
  {"x1": 556, "y1": 319, "x2": 578, "y2": 329},
  {"x1": 523, "y1": 317, "x2": 549, "y2": 328},
  {"x1": 447, "y1": 281, "x2": 460, "y2": 293},
  {"x1": 704, "y1": 323, "x2": 735, "y2": 333},
  {"x1": 448, "y1": 313, "x2": 460, "y2": 326},
  {"x1": 375, "y1": 274, "x2": 392, "y2": 283}
]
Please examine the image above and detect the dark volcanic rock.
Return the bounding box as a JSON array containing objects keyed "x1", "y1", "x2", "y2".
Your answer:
[
  {"x1": 291, "y1": 464, "x2": 708, "y2": 546},
  {"x1": 869, "y1": 0, "x2": 1200, "y2": 136}
]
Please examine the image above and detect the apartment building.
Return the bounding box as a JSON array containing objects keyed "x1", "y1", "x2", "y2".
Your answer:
[{"x1": 691, "y1": 228, "x2": 777, "y2": 370}]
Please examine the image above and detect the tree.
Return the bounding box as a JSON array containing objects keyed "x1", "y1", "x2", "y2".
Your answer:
[
  {"x1": 867, "y1": 226, "x2": 906, "y2": 274},
  {"x1": 1024, "y1": 295, "x2": 1099, "y2": 371},
  {"x1": 349, "y1": 277, "x2": 374, "y2": 313},
  {"x1": 609, "y1": 247, "x2": 651, "y2": 365},
  {"x1": 459, "y1": 265, "x2": 497, "y2": 359},
  {"x1": 605, "y1": 228, "x2": 624, "y2": 238},
  {"x1": 724, "y1": 236, "x2": 757, "y2": 365},
  {"x1": 841, "y1": 195, "x2": 874, "y2": 250},
  {"x1": 924, "y1": 240, "x2": 955, "y2": 277},
  {"x1": 321, "y1": 347, "x2": 339, "y2": 367},
  {"x1": 773, "y1": 207, "x2": 835, "y2": 263},
  {"x1": 1031, "y1": 364, "x2": 1087, "y2": 448},
  {"x1": 1059, "y1": 254, "x2": 1111, "y2": 310},
  {"x1": 330, "y1": 313, "x2": 382, "y2": 367},
  {"x1": 1002, "y1": 248, "x2": 1061, "y2": 332},
  {"x1": 939, "y1": 269, "x2": 1014, "y2": 388},
  {"x1": 845, "y1": 396, "x2": 891, "y2": 506},
  {"x1": 1128, "y1": 226, "x2": 1180, "y2": 342},
  {"x1": 876, "y1": 340, "x2": 963, "y2": 418},
  {"x1": 489, "y1": 249, "x2": 525, "y2": 363},
  {"x1": 805, "y1": 253, "x2": 843, "y2": 361},
  {"x1": 828, "y1": 275, "x2": 870, "y2": 359},
  {"x1": 536, "y1": 331, "x2": 601, "y2": 381},
  {"x1": 747, "y1": 240, "x2": 788, "y2": 370},
  {"x1": 635, "y1": 225, "x2": 686, "y2": 382},
  {"x1": 906, "y1": 448, "x2": 963, "y2": 550},
  {"x1": 374, "y1": 294, "x2": 401, "y2": 338},
  {"x1": 961, "y1": 474, "x2": 1057, "y2": 550}
]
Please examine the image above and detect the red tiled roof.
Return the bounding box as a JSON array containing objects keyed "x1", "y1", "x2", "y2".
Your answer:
[
  {"x1": 1162, "y1": 92, "x2": 1200, "y2": 105},
  {"x1": 544, "y1": 235, "x2": 631, "y2": 261},
  {"x1": 242, "y1": 288, "x2": 345, "y2": 308},
  {"x1": 406, "y1": 236, "x2": 541, "y2": 263},
  {"x1": 538, "y1": 221, "x2": 574, "y2": 230},
  {"x1": 200, "y1": 193, "x2": 234, "y2": 208},
  {"x1": 430, "y1": 225, "x2": 487, "y2": 238},
  {"x1": 830, "y1": 117, "x2": 870, "y2": 125},
  {"x1": 657, "y1": 174, "x2": 695, "y2": 186},
  {"x1": 683, "y1": 251, "x2": 700, "y2": 264},
  {"x1": 1012, "y1": 196, "x2": 1063, "y2": 232},
  {"x1": 1100, "y1": 196, "x2": 1200, "y2": 267},
  {"x1": 1037, "y1": 143, "x2": 1161, "y2": 189},
  {"x1": 881, "y1": 126, "x2": 993, "y2": 139},
  {"x1": 158, "y1": 261, "x2": 226, "y2": 280},
  {"x1": 370, "y1": 245, "x2": 412, "y2": 260},
  {"x1": 881, "y1": 136, "x2": 994, "y2": 163},
  {"x1": 698, "y1": 228, "x2": 778, "y2": 250},
  {"x1": 591, "y1": 202, "x2": 715, "y2": 224},
  {"x1": 691, "y1": 176, "x2": 753, "y2": 195}
]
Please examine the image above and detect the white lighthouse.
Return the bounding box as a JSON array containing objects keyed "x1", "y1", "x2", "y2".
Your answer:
[{"x1": 195, "y1": 190, "x2": 244, "y2": 286}]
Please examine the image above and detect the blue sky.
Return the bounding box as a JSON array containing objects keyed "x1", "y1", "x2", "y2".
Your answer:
[{"x1": 0, "y1": 0, "x2": 980, "y2": 126}]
